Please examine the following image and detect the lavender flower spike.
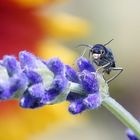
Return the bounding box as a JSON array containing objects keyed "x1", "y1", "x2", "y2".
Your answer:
[{"x1": 0, "y1": 51, "x2": 102, "y2": 114}]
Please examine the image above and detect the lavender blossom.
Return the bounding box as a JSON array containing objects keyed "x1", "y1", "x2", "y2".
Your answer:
[
  {"x1": 24, "y1": 70, "x2": 43, "y2": 84},
  {"x1": 9, "y1": 73, "x2": 28, "y2": 95},
  {"x1": 3, "y1": 55, "x2": 21, "y2": 76},
  {"x1": 0, "y1": 82, "x2": 11, "y2": 100},
  {"x1": 65, "y1": 65, "x2": 79, "y2": 83},
  {"x1": 67, "y1": 57, "x2": 100, "y2": 114},
  {"x1": 19, "y1": 51, "x2": 40, "y2": 69},
  {"x1": 67, "y1": 69, "x2": 101, "y2": 114},
  {"x1": 45, "y1": 57, "x2": 64, "y2": 75},
  {"x1": 20, "y1": 83, "x2": 45, "y2": 108},
  {"x1": 19, "y1": 52, "x2": 69, "y2": 108},
  {"x1": 0, "y1": 61, "x2": 25, "y2": 99},
  {"x1": 83, "y1": 94, "x2": 101, "y2": 109},
  {"x1": 44, "y1": 75, "x2": 69, "y2": 103},
  {"x1": 76, "y1": 57, "x2": 96, "y2": 72},
  {"x1": 68, "y1": 99, "x2": 86, "y2": 114},
  {"x1": 78, "y1": 70, "x2": 99, "y2": 94}
]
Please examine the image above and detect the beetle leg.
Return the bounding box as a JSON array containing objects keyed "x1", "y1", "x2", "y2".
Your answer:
[
  {"x1": 96, "y1": 62, "x2": 110, "y2": 74},
  {"x1": 106, "y1": 67, "x2": 123, "y2": 83}
]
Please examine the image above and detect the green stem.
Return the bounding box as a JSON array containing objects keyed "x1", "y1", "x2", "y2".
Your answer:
[
  {"x1": 102, "y1": 96, "x2": 140, "y2": 138},
  {"x1": 70, "y1": 82, "x2": 140, "y2": 138}
]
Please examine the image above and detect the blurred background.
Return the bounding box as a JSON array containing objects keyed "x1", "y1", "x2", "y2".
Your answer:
[{"x1": 0, "y1": 0, "x2": 140, "y2": 140}]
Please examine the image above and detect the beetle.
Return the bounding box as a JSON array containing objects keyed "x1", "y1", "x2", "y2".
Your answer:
[{"x1": 78, "y1": 39, "x2": 123, "y2": 83}]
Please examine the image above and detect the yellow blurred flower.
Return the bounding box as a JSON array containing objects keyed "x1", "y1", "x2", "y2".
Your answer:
[
  {"x1": 0, "y1": 0, "x2": 90, "y2": 140},
  {"x1": 44, "y1": 13, "x2": 90, "y2": 39},
  {"x1": 37, "y1": 40, "x2": 77, "y2": 63}
]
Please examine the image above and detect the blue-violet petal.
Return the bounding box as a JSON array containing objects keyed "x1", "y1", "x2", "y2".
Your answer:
[
  {"x1": 77, "y1": 57, "x2": 95, "y2": 72},
  {"x1": 78, "y1": 70, "x2": 99, "y2": 94},
  {"x1": 46, "y1": 58, "x2": 64, "y2": 75},
  {"x1": 83, "y1": 94, "x2": 101, "y2": 109},
  {"x1": 0, "y1": 83, "x2": 11, "y2": 100},
  {"x1": 65, "y1": 65, "x2": 79, "y2": 83},
  {"x1": 24, "y1": 70, "x2": 42, "y2": 84},
  {"x1": 9, "y1": 73, "x2": 28, "y2": 93},
  {"x1": 3, "y1": 55, "x2": 21, "y2": 76},
  {"x1": 68, "y1": 99, "x2": 86, "y2": 114}
]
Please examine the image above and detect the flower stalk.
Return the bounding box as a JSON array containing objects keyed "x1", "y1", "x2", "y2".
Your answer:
[
  {"x1": 102, "y1": 97, "x2": 140, "y2": 138},
  {"x1": 70, "y1": 81, "x2": 140, "y2": 139}
]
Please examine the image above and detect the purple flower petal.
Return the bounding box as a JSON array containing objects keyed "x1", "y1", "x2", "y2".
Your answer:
[
  {"x1": 43, "y1": 89, "x2": 59, "y2": 102},
  {"x1": 51, "y1": 75, "x2": 68, "y2": 92},
  {"x1": 78, "y1": 70, "x2": 99, "y2": 94},
  {"x1": 24, "y1": 70, "x2": 42, "y2": 84},
  {"x1": 43, "y1": 75, "x2": 68, "y2": 103},
  {"x1": 9, "y1": 73, "x2": 28, "y2": 93},
  {"x1": 20, "y1": 92, "x2": 44, "y2": 109},
  {"x1": 19, "y1": 51, "x2": 38, "y2": 68},
  {"x1": 65, "y1": 65, "x2": 79, "y2": 83},
  {"x1": 0, "y1": 83, "x2": 11, "y2": 100},
  {"x1": 77, "y1": 57, "x2": 95, "y2": 72},
  {"x1": 68, "y1": 99, "x2": 86, "y2": 114},
  {"x1": 3, "y1": 55, "x2": 21, "y2": 76},
  {"x1": 20, "y1": 84, "x2": 45, "y2": 109},
  {"x1": 28, "y1": 83, "x2": 45, "y2": 98},
  {"x1": 83, "y1": 94, "x2": 101, "y2": 109},
  {"x1": 46, "y1": 58, "x2": 64, "y2": 75}
]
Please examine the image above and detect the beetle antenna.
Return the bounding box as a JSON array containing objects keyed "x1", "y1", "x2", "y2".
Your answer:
[
  {"x1": 81, "y1": 48, "x2": 88, "y2": 57},
  {"x1": 77, "y1": 44, "x2": 92, "y2": 49},
  {"x1": 77, "y1": 44, "x2": 92, "y2": 57},
  {"x1": 104, "y1": 39, "x2": 114, "y2": 46}
]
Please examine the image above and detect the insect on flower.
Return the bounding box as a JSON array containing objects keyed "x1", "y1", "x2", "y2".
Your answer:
[{"x1": 78, "y1": 39, "x2": 123, "y2": 83}]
